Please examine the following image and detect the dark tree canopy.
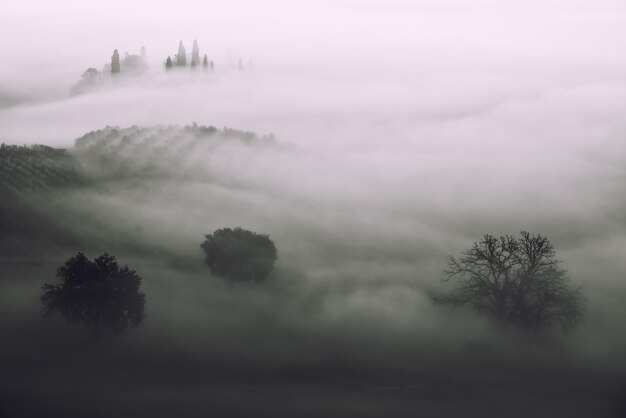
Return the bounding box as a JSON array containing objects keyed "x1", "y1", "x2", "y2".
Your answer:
[
  {"x1": 165, "y1": 56, "x2": 173, "y2": 70},
  {"x1": 111, "y1": 49, "x2": 120, "y2": 74},
  {"x1": 41, "y1": 253, "x2": 145, "y2": 337},
  {"x1": 437, "y1": 232, "x2": 584, "y2": 332},
  {"x1": 201, "y1": 227, "x2": 277, "y2": 282}
]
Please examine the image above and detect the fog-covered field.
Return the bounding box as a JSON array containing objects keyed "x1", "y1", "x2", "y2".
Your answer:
[{"x1": 1, "y1": 1, "x2": 625, "y2": 416}]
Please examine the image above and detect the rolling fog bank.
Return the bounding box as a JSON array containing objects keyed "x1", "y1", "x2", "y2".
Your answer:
[
  {"x1": 1, "y1": 123, "x2": 625, "y2": 370},
  {"x1": 1, "y1": 122, "x2": 625, "y2": 416}
]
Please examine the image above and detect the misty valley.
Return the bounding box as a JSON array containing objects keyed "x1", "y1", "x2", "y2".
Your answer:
[
  {"x1": 1, "y1": 121, "x2": 624, "y2": 417},
  {"x1": 2, "y1": 3, "x2": 626, "y2": 416}
]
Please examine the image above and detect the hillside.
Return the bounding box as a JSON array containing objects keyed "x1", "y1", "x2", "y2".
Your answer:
[
  {"x1": 73, "y1": 124, "x2": 275, "y2": 180},
  {"x1": 0, "y1": 143, "x2": 85, "y2": 194},
  {"x1": 1, "y1": 123, "x2": 274, "y2": 192},
  {"x1": 0, "y1": 124, "x2": 275, "y2": 255}
]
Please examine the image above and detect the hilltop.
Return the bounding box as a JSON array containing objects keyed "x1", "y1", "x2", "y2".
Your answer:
[{"x1": 74, "y1": 124, "x2": 274, "y2": 180}]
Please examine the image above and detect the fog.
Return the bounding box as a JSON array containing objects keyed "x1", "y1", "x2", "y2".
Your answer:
[{"x1": 1, "y1": 1, "x2": 626, "y2": 416}]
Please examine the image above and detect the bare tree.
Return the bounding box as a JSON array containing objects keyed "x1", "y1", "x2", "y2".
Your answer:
[{"x1": 437, "y1": 232, "x2": 584, "y2": 331}]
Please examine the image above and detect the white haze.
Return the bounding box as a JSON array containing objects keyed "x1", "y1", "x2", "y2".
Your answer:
[{"x1": 1, "y1": 0, "x2": 626, "y2": 370}]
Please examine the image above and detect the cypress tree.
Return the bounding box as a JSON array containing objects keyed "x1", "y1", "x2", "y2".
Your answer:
[
  {"x1": 176, "y1": 41, "x2": 187, "y2": 66},
  {"x1": 192, "y1": 39, "x2": 200, "y2": 66},
  {"x1": 111, "y1": 49, "x2": 121, "y2": 74}
]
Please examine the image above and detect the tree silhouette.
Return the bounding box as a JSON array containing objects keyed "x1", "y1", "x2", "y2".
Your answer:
[
  {"x1": 203, "y1": 54, "x2": 208, "y2": 70},
  {"x1": 111, "y1": 49, "x2": 120, "y2": 74},
  {"x1": 70, "y1": 67, "x2": 100, "y2": 95},
  {"x1": 437, "y1": 232, "x2": 584, "y2": 331},
  {"x1": 192, "y1": 39, "x2": 200, "y2": 66},
  {"x1": 176, "y1": 41, "x2": 187, "y2": 66},
  {"x1": 201, "y1": 228, "x2": 277, "y2": 282},
  {"x1": 165, "y1": 56, "x2": 173, "y2": 70},
  {"x1": 82, "y1": 67, "x2": 99, "y2": 79},
  {"x1": 121, "y1": 52, "x2": 147, "y2": 74},
  {"x1": 41, "y1": 253, "x2": 145, "y2": 337}
]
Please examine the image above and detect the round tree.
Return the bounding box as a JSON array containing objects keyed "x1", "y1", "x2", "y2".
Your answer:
[
  {"x1": 41, "y1": 253, "x2": 145, "y2": 337},
  {"x1": 201, "y1": 227, "x2": 277, "y2": 282}
]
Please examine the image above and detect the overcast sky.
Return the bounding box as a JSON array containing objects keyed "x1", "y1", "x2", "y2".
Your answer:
[{"x1": 2, "y1": 0, "x2": 625, "y2": 87}]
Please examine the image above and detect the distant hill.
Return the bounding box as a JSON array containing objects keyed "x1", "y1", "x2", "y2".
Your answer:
[
  {"x1": 74, "y1": 124, "x2": 275, "y2": 180},
  {"x1": 1, "y1": 124, "x2": 274, "y2": 192},
  {"x1": 0, "y1": 124, "x2": 275, "y2": 255}
]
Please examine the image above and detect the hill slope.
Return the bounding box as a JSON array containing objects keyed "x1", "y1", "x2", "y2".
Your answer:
[{"x1": 0, "y1": 124, "x2": 275, "y2": 255}]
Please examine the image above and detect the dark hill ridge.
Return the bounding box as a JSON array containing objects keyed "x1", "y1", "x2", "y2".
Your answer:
[
  {"x1": 0, "y1": 144, "x2": 87, "y2": 246},
  {"x1": 0, "y1": 124, "x2": 275, "y2": 192}
]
